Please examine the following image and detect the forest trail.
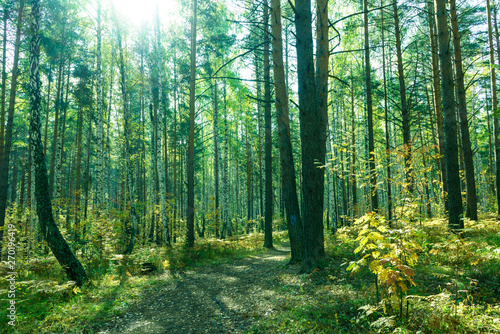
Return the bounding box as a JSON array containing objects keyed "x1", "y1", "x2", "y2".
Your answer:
[{"x1": 96, "y1": 243, "x2": 294, "y2": 334}]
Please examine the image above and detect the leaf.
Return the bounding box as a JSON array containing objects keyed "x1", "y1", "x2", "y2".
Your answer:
[
  {"x1": 385, "y1": 270, "x2": 399, "y2": 286},
  {"x1": 379, "y1": 268, "x2": 389, "y2": 282},
  {"x1": 369, "y1": 260, "x2": 380, "y2": 273},
  {"x1": 372, "y1": 251, "x2": 381, "y2": 259},
  {"x1": 368, "y1": 232, "x2": 383, "y2": 241}
]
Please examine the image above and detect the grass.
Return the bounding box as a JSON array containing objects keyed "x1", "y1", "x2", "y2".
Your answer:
[
  {"x1": 249, "y1": 213, "x2": 500, "y2": 334},
  {"x1": 0, "y1": 232, "x2": 278, "y2": 334},
  {"x1": 2, "y1": 213, "x2": 500, "y2": 333}
]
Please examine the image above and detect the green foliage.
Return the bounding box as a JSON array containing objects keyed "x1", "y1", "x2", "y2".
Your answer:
[{"x1": 346, "y1": 212, "x2": 421, "y2": 318}]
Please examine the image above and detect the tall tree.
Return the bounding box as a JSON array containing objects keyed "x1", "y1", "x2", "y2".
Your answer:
[
  {"x1": 364, "y1": 0, "x2": 378, "y2": 211},
  {"x1": 95, "y1": 0, "x2": 105, "y2": 210},
  {"x1": 380, "y1": 0, "x2": 393, "y2": 224},
  {"x1": 263, "y1": 0, "x2": 273, "y2": 249},
  {"x1": 155, "y1": 13, "x2": 170, "y2": 247},
  {"x1": 449, "y1": 0, "x2": 477, "y2": 220},
  {"x1": 29, "y1": 0, "x2": 87, "y2": 285},
  {"x1": 0, "y1": 0, "x2": 24, "y2": 255},
  {"x1": 294, "y1": 0, "x2": 327, "y2": 273},
  {"x1": 115, "y1": 15, "x2": 139, "y2": 254},
  {"x1": 270, "y1": 0, "x2": 302, "y2": 262},
  {"x1": 435, "y1": 0, "x2": 463, "y2": 228},
  {"x1": 393, "y1": 0, "x2": 412, "y2": 192},
  {"x1": 186, "y1": 0, "x2": 197, "y2": 247},
  {"x1": 426, "y1": 0, "x2": 447, "y2": 211},
  {"x1": 488, "y1": 0, "x2": 500, "y2": 214}
]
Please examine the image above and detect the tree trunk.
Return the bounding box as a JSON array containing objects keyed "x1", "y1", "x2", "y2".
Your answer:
[
  {"x1": 186, "y1": 0, "x2": 197, "y2": 247},
  {"x1": 0, "y1": 0, "x2": 24, "y2": 255},
  {"x1": 364, "y1": 0, "x2": 378, "y2": 211},
  {"x1": 435, "y1": 0, "x2": 463, "y2": 228},
  {"x1": 49, "y1": 60, "x2": 64, "y2": 197},
  {"x1": 426, "y1": 0, "x2": 447, "y2": 211},
  {"x1": 263, "y1": 0, "x2": 273, "y2": 249},
  {"x1": 116, "y1": 22, "x2": 139, "y2": 254},
  {"x1": 29, "y1": 0, "x2": 87, "y2": 285},
  {"x1": 0, "y1": 7, "x2": 8, "y2": 151},
  {"x1": 156, "y1": 37, "x2": 170, "y2": 247},
  {"x1": 43, "y1": 66, "x2": 52, "y2": 158},
  {"x1": 393, "y1": 0, "x2": 412, "y2": 192},
  {"x1": 295, "y1": 0, "x2": 326, "y2": 273},
  {"x1": 449, "y1": 0, "x2": 477, "y2": 220},
  {"x1": 489, "y1": 0, "x2": 500, "y2": 215},
  {"x1": 212, "y1": 80, "x2": 221, "y2": 238},
  {"x1": 380, "y1": 0, "x2": 392, "y2": 224},
  {"x1": 223, "y1": 82, "x2": 231, "y2": 236},
  {"x1": 95, "y1": 0, "x2": 105, "y2": 210},
  {"x1": 54, "y1": 61, "x2": 70, "y2": 201},
  {"x1": 270, "y1": 0, "x2": 302, "y2": 260},
  {"x1": 350, "y1": 74, "x2": 358, "y2": 219}
]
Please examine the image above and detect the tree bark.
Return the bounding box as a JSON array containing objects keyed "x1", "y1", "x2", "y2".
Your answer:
[
  {"x1": 489, "y1": 0, "x2": 500, "y2": 215},
  {"x1": 95, "y1": 0, "x2": 105, "y2": 210},
  {"x1": 263, "y1": 0, "x2": 273, "y2": 249},
  {"x1": 270, "y1": 0, "x2": 302, "y2": 260},
  {"x1": 380, "y1": 0, "x2": 393, "y2": 225},
  {"x1": 364, "y1": 0, "x2": 378, "y2": 211},
  {"x1": 426, "y1": 0, "x2": 447, "y2": 211},
  {"x1": 435, "y1": 0, "x2": 463, "y2": 228},
  {"x1": 116, "y1": 20, "x2": 139, "y2": 254},
  {"x1": 295, "y1": 0, "x2": 327, "y2": 273},
  {"x1": 186, "y1": 0, "x2": 197, "y2": 247},
  {"x1": 393, "y1": 0, "x2": 412, "y2": 192},
  {"x1": 29, "y1": 0, "x2": 87, "y2": 285},
  {"x1": 0, "y1": 7, "x2": 8, "y2": 151},
  {"x1": 449, "y1": 0, "x2": 477, "y2": 220},
  {"x1": 0, "y1": 0, "x2": 24, "y2": 255}
]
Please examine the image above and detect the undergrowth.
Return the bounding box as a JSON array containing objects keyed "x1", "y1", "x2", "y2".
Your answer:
[
  {"x1": 0, "y1": 229, "x2": 279, "y2": 334},
  {"x1": 250, "y1": 213, "x2": 500, "y2": 334}
]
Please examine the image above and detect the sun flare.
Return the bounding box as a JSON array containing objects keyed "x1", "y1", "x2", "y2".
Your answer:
[{"x1": 109, "y1": 0, "x2": 181, "y2": 26}]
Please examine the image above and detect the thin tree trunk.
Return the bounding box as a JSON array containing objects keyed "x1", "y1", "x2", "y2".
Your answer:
[
  {"x1": 427, "y1": 0, "x2": 447, "y2": 210},
  {"x1": 380, "y1": 0, "x2": 393, "y2": 225},
  {"x1": 186, "y1": 0, "x2": 197, "y2": 247},
  {"x1": 223, "y1": 81, "x2": 231, "y2": 236},
  {"x1": 50, "y1": 60, "x2": 64, "y2": 196},
  {"x1": 213, "y1": 80, "x2": 221, "y2": 237},
  {"x1": 489, "y1": 0, "x2": 500, "y2": 214},
  {"x1": 116, "y1": 21, "x2": 139, "y2": 254},
  {"x1": 263, "y1": 0, "x2": 273, "y2": 248},
  {"x1": 393, "y1": 0, "x2": 412, "y2": 192},
  {"x1": 95, "y1": 0, "x2": 105, "y2": 210},
  {"x1": 54, "y1": 61, "x2": 70, "y2": 201},
  {"x1": 350, "y1": 74, "x2": 358, "y2": 219},
  {"x1": 156, "y1": 33, "x2": 170, "y2": 247},
  {"x1": 364, "y1": 0, "x2": 378, "y2": 211},
  {"x1": 0, "y1": 8, "x2": 8, "y2": 151},
  {"x1": 43, "y1": 66, "x2": 52, "y2": 157},
  {"x1": 0, "y1": 0, "x2": 24, "y2": 255},
  {"x1": 271, "y1": 0, "x2": 302, "y2": 260}
]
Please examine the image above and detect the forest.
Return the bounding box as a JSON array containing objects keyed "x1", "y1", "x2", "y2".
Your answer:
[{"x1": 1, "y1": 0, "x2": 500, "y2": 332}]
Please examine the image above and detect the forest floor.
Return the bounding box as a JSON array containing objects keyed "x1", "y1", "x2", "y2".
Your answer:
[
  {"x1": 3, "y1": 215, "x2": 500, "y2": 333},
  {"x1": 94, "y1": 243, "x2": 295, "y2": 334}
]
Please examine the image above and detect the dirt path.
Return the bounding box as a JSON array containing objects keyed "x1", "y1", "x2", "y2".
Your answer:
[{"x1": 96, "y1": 244, "x2": 294, "y2": 334}]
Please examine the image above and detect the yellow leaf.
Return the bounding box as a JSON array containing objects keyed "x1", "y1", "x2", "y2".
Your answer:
[{"x1": 369, "y1": 260, "x2": 380, "y2": 273}]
